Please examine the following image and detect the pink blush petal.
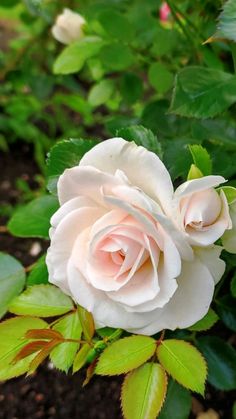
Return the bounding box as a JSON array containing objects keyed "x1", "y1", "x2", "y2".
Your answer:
[
  {"x1": 100, "y1": 237, "x2": 121, "y2": 252},
  {"x1": 90, "y1": 208, "x2": 128, "y2": 238},
  {"x1": 111, "y1": 252, "x2": 124, "y2": 265},
  {"x1": 107, "y1": 261, "x2": 159, "y2": 306}
]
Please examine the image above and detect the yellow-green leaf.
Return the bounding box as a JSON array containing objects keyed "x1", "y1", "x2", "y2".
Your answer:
[
  {"x1": 95, "y1": 336, "x2": 156, "y2": 376},
  {"x1": 73, "y1": 343, "x2": 91, "y2": 373},
  {"x1": 50, "y1": 311, "x2": 82, "y2": 372},
  {"x1": 187, "y1": 164, "x2": 203, "y2": 180},
  {"x1": 0, "y1": 316, "x2": 47, "y2": 381},
  {"x1": 77, "y1": 306, "x2": 95, "y2": 341},
  {"x1": 53, "y1": 36, "x2": 104, "y2": 75},
  {"x1": 121, "y1": 363, "x2": 167, "y2": 419},
  {"x1": 9, "y1": 285, "x2": 74, "y2": 317},
  {"x1": 189, "y1": 144, "x2": 212, "y2": 176},
  {"x1": 218, "y1": 186, "x2": 236, "y2": 205},
  {"x1": 157, "y1": 339, "x2": 207, "y2": 395}
]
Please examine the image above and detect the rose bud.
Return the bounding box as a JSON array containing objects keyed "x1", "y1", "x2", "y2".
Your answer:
[
  {"x1": 51, "y1": 8, "x2": 86, "y2": 45},
  {"x1": 172, "y1": 176, "x2": 232, "y2": 246},
  {"x1": 159, "y1": 2, "x2": 171, "y2": 22}
]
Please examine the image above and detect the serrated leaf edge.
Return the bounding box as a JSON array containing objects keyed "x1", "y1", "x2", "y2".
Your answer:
[
  {"x1": 157, "y1": 339, "x2": 207, "y2": 395},
  {"x1": 95, "y1": 337, "x2": 156, "y2": 376},
  {"x1": 121, "y1": 363, "x2": 168, "y2": 419}
]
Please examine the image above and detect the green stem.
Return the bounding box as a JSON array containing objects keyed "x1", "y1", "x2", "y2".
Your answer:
[
  {"x1": 171, "y1": 2, "x2": 203, "y2": 41},
  {"x1": 166, "y1": 0, "x2": 200, "y2": 60}
]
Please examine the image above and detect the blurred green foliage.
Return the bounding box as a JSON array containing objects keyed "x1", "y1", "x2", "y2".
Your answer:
[{"x1": 2, "y1": 0, "x2": 236, "y2": 182}]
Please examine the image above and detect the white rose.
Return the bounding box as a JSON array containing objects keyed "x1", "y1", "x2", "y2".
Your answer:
[
  {"x1": 46, "y1": 138, "x2": 225, "y2": 335},
  {"x1": 172, "y1": 177, "x2": 231, "y2": 246},
  {"x1": 222, "y1": 201, "x2": 236, "y2": 253},
  {"x1": 51, "y1": 8, "x2": 86, "y2": 45}
]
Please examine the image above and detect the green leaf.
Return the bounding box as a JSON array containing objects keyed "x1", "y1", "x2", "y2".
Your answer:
[
  {"x1": 231, "y1": 272, "x2": 236, "y2": 297},
  {"x1": 151, "y1": 27, "x2": 178, "y2": 56},
  {"x1": 148, "y1": 62, "x2": 174, "y2": 94},
  {"x1": 87, "y1": 57, "x2": 104, "y2": 81},
  {"x1": 96, "y1": 327, "x2": 122, "y2": 341},
  {"x1": 159, "y1": 379, "x2": 191, "y2": 419},
  {"x1": 9, "y1": 284, "x2": 74, "y2": 317},
  {"x1": 120, "y1": 73, "x2": 143, "y2": 104},
  {"x1": 215, "y1": 295, "x2": 236, "y2": 332},
  {"x1": 0, "y1": 252, "x2": 25, "y2": 318},
  {"x1": 95, "y1": 336, "x2": 156, "y2": 376},
  {"x1": 8, "y1": 196, "x2": 59, "y2": 238},
  {"x1": 105, "y1": 115, "x2": 139, "y2": 136},
  {"x1": 170, "y1": 66, "x2": 236, "y2": 119},
  {"x1": 117, "y1": 125, "x2": 162, "y2": 158},
  {"x1": 73, "y1": 343, "x2": 91, "y2": 373},
  {"x1": 214, "y1": 0, "x2": 236, "y2": 43},
  {"x1": 197, "y1": 336, "x2": 236, "y2": 390},
  {"x1": 88, "y1": 79, "x2": 115, "y2": 107},
  {"x1": 189, "y1": 144, "x2": 212, "y2": 176},
  {"x1": 157, "y1": 339, "x2": 207, "y2": 395},
  {"x1": 27, "y1": 255, "x2": 48, "y2": 286},
  {"x1": 121, "y1": 363, "x2": 167, "y2": 419},
  {"x1": 187, "y1": 164, "x2": 203, "y2": 181},
  {"x1": 219, "y1": 186, "x2": 236, "y2": 205},
  {"x1": 54, "y1": 94, "x2": 93, "y2": 123},
  {"x1": 77, "y1": 306, "x2": 95, "y2": 341},
  {"x1": 192, "y1": 118, "x2": 236, "y2": 151},
  {"x1": 100, "y1": 43, "x2": 134, "y2": 71},
  {"x1": 46, "y1": 138, "x2": 98, "y2": 195},
  {"x1": 98, "y1": 10, "x2": 134, "y2": 42},
  {"x1": 53, "y1": 36, "x2": 104, "y2": 75},
  {"x1": 50, "y1": 311, "x2": 82, "y2": 372},
  {"x1": 0, "y1": 316, "x2": 47, "y2": 380},
  {"x1": 188, "y1": 308, "x2": 219, "y2": 332},
  {"x1": 164, "y1": 137, "x2": 197, "y2": 181}
]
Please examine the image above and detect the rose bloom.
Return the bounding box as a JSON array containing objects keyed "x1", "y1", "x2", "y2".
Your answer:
[
  {"x1": 46, "y1": 138, "x2": 226, "y2": 335},
  {"x1": 172, "y1": 177, "x2": 231, "y2": 246},
  {"x1": 51, "y1": 8, "x2": 86, "y2": 45}
]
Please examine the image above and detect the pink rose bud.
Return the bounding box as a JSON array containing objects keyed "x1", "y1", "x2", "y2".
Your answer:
[{"x1": 159, "y1": 2, "x2": 171, "y2": 22}]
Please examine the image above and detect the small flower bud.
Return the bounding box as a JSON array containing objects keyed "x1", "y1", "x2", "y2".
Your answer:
[{"x1": 51, "y1": 8, "x2": 86, "y2": 45}]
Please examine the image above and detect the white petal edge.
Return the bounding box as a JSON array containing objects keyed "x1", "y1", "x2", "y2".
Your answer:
[
  {"x1": 174, "y1": 175, "x2": 226, "y2": 199},
  {"x1": 128, "y1": 258, "x2": 215, "y2": 335},
  {"x1": 79, "y1": 137, "x2": 174, "y2": 213}
]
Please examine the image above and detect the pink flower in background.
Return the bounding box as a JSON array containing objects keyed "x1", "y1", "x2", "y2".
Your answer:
[{"x1": 159, "y1": 2, "x2": 171, "y2": 22}]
